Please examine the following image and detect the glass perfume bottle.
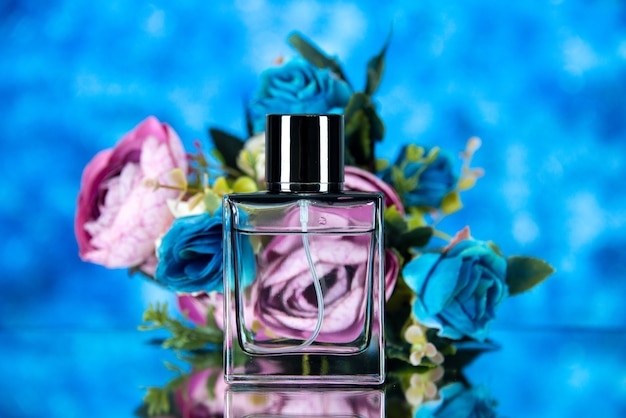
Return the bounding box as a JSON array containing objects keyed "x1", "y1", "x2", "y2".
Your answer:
[{"x1": 223, "y1": 114, "x2": 385, "y2": 385}]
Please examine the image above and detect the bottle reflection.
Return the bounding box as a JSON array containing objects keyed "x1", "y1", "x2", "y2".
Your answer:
[
  {"x1": 168, "y1": 361, "x2": 383, "y2": 418},
  {"x1": 152, "y1": 348, "x2": 497, "y2": 417},
  {"x1": 225, "y1": 386, "x2": 384, "y2": 418}
]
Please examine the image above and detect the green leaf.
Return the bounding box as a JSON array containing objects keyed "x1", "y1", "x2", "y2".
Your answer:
[
  {"x1": 395, "y1": 226, "x2": 434, "y2": 251},
  {"x1": 203, "y1": 189, "x2": 221, "y2": 216},
  {"x1": 287, "y1": 31, "x2": 350, "y2": 85},
  {"x1": 384, "y1": 205, "x2": 408, "y2": 236},
  {"x1": 180, "y1": 349, "x2": 223, "y2": 370},
  {"x1": 405, "y1": 144, "x2": 425, "y2": 162},
  {"x1": 344, "y1": 92, "x2": 387, "y2": 170},
  {"x1": 344, "y1": 108, "x2": 373, "y2": 170},
  {"x1": 208, "y1": 128, "x2": 245, "y2": 171},
  {"x1": 142, "y1": 387, "x2": 170, "y2": 417},
  {"x1": 206, "y1": 372, "x2": 219, "y2": 401},
  {"x1": 375, "y1": 158, "x2": 389, "y2": 173},
  {"x1": 384, "y1": 205, "x2": 433, "y2": 257},
  {"x1": 506, "y1": 256, "x2": 555, "y2": 296},
  {"x1": 390, "y1": 166, "x2": 405, "y2": 191},
  {"x1": 356, "y1": 114, "x2": 372, "y2": 160},
  {"x1": 424, "y1": 146, "x2": 440, "y2": 164},
  {"x1": 139, "y1": 302, "x2": 224, "y2": 351},
  {"x1": 364, "y1": 105, "x2": 385, "y2": 142},
  {"x1": 364, "y1": 30, "x2": 392, "y2": 96},
  {"x1": 440, "y1": 191, "x2": 463, "y2": 214},
  {"x1": 164, "y1": 361, "x2": 185, "y2": 374},
  {"x1": 487, "y1": 241, "x2": 504, "y2": 257},
  {"x1": 344, "y1": 92, "x2": 369, "y2": 125},
  {"x1": 385, "y1": 343, "x2": 411, "y2": 363}
]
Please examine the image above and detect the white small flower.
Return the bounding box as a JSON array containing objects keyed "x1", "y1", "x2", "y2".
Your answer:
[
  {"x1": 167, "y1": 195, "x2": 206, "y2": 218},
  {"x1": 236, "y1": 133, "x2": 266, "y2": 184}
]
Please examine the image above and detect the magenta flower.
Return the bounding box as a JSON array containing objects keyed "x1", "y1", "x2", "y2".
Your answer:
[
  {"x1": 74, "y1": 116, "x2": 187, "y2": 275},
  {"x1": 345, "y1": 165, "x2": 403, "y2": 295},
  {"x1": 175, "y1": 365, "x2": 283, "y2": 417},
  {"x1": 344, "y1": 165, "x2": 405, "y2": 214},
  {"x1": 177, "y1": 291, "x2": 224, "y2": 328},
  {"x1": 175, "y1": 367, "x2": 227, "y2": 418}
]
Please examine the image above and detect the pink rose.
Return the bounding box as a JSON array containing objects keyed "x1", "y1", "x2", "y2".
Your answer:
[
  {"x1": 75, "y1": 116, "x2": 187, "y2": 275},
  {"x1": 345, "y1": 165, "x2": 405, "y2": 214},
  {"x1": 344, "y1": 165, "x2": 403, "y2": 295}
]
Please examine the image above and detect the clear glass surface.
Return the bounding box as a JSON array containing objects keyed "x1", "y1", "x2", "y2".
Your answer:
[{"x1": 223, "y1": 191, "x2": 385, "y2": 385}]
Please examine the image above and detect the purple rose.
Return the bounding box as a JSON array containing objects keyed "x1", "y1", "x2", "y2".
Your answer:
[
  {"x1": 251, "y1": 220, "x2": 371, "y2": 343},
  {"x1": 403, "y1": 227, "x2": 508, "y2": 341},
  {"x1": 247, "y1": 205, "x2": 397, "y2": 344}
]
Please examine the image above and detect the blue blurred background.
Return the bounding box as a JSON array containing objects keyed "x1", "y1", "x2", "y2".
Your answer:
[{"x1": 1, "y1": 0, "x2": 625, "y2": 416}]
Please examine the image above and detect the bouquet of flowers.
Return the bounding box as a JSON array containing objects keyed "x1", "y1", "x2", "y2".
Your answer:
[{"x1": 75, "y1": 32, "x2": 553, "y2": 416}]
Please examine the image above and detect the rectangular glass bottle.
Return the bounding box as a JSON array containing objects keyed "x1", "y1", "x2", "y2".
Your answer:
[{"x1": 223, "y1": 191, "x2": 385, "y2": 385}]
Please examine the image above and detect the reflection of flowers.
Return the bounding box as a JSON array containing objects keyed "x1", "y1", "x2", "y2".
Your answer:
[
  {"x1": 173, "y1": 363, "x2": 383, "y2": 417},
  {"x1": 174, "y1": 367, "x2": 226, "y2": 418},
  {"x1": 403, "y1": 227, "x2": 508, "y2": 341},
  {"x1": 75, "y1": 116, "x2": 187, "y2": 275},
  {"x1": 414, "y1": 383, "x2": 497, "y2": 418},
  {"x1": 274, "y1": 389, "x2": 383, "y2": 417},
  {"x1": 155, "y1": 212, "x2": 224, "y2": 293},
  {"x1": 177, "y1": 291, "x2": 223, "y2": 327},
  {"x1": 404, "y1": 366, "x2": 444, "y2": 408},
  {"x1": 247, "y1": 57, "x2": 352, "y2": 133}
]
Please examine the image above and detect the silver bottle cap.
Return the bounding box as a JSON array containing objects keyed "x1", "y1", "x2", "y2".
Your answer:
[{"x1": 265, "y1": 114, "x2": 344, "y2": 192}]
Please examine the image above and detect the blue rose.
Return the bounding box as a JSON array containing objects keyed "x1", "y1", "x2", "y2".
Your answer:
[
  {"x1": 415, "y1": 383, "x2": 497, "y2": 418},
  {"x1": 155, "y1": 212, "x2": 224, "y2": 293},
  {"x1": 247, "y1": 57, "x2": 352, "y2": 133},
  {"x1": 403, "y1": 232, "x2": 508, "y2": 341},
  {"x1": 383, "y1": 146, "x2": 457, "y2": 208}
]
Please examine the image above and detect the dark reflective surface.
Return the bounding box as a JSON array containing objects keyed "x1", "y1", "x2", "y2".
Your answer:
[{"x1": 2, "y1": 328, "x2": 625, "y2": 417}]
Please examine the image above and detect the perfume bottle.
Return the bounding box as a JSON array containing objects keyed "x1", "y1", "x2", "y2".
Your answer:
[{"x1": 223, "y1": 114, "x2": 385, "y2": 385}]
